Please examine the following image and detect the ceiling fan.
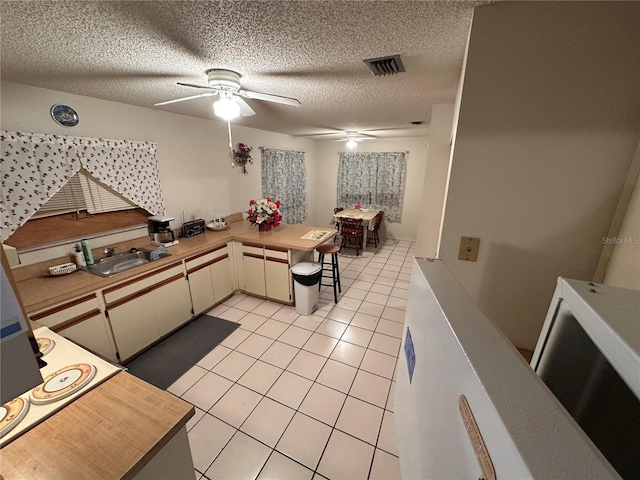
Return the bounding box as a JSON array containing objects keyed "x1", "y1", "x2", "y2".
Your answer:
[
  {"x1": 333, "y1": 131, "x2": 376, "y2": 144},
  {"x1": 154, "y1": 69, "x2": 301, "y2": 120}
]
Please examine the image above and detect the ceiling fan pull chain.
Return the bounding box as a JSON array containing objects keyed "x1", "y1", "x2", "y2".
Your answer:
[{"x1": 227, "y1": 120, "x2": 235, "y2": 167}]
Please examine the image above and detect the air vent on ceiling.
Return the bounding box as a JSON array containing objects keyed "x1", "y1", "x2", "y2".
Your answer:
[{"x1": 364, "y1": 54, "x2": 405, "y2": 76}]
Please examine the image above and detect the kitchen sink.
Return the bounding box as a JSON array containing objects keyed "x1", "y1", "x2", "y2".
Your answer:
[{"x1": 83, "y1": 248, "x2": 171, "y2": 277}]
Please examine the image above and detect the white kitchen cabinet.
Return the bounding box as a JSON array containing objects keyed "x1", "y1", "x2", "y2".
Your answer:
[
  {"x1": 186, "y1": 244, "x2": 235, "y2": 316},
  {"x1": 103, "y1": 262, "x2": 191, "y2": 362},
  {"x1": 187, "y1": 264, "x2": 215, "y2": 316},
  {"x1": 264, "y1": 246, "x2": 291, "y2": 303},
  {"x1": 106, "y1": 294, "x2": 159, "y2": 362},
  {"x1": 242, "y1": 243, "x2": 267, "y2": 297},
  {"x1": 29, "y1": 293, "x2": 117, "y2": 361},
  {"x1": 153, "y1": 275, "x2": 193, "y2": 337},
  {"x1": 237, "y1": 243, "x2": 293, "y2": 303},
  {"x1": 211, "y1": 254, "x2": 234, "y2": 300}
]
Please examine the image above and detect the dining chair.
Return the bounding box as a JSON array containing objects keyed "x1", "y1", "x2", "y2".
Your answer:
[
  {"x1": 333, "y1": 207, "x2": 344, "y2": 243},
  {"x1": 366, "y1": 210, "x2": 384, "y2": 248},
  {"x1": 340, "y1": 218, "x2": 364, "y2": 256}
]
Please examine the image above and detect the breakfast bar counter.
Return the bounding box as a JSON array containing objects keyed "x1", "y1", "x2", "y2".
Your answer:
[{"x1": 12, "y1": 221, "x2": 335, "y2": 314}]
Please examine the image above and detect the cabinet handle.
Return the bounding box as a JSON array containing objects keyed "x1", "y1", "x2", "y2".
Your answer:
[
  {"x1": 186, "y1": 245, "x2": 226, "y2": 262},
  {"x1": 30, "y1": 293, "x2": 98, "y2": 321},
  {"x1": 187, "y1": 254, "x2": 229, "y2": 274},
  {"x1": 51, "y1": 308, "x2": 102, "y2": 333},
  {"x1": 265, "y1": 256, "x2": 288, "y2": 264},
  {"x1": 106, "y1": 273, "x2": 185, "y2": 309}
]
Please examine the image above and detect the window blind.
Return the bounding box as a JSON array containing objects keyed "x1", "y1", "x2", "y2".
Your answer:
[
  {"x1": 78, "y1": 170, "x2": 136, "y2": 214},
  {"x1": 33, "y1": 170, "x2": 136, "y2": 218}
]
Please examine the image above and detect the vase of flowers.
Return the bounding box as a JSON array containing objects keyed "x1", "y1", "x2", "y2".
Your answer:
[
  {"x1": 247, "y1": 197, "x2": 282, "y2": 231},
  {"x1": 233, "y1": 143, "x2": 253, "y2": 175}
]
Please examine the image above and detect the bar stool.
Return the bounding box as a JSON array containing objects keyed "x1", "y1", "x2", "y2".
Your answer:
[{"x1": 316, "y1": 244, "x2": 341, "y2": 304}]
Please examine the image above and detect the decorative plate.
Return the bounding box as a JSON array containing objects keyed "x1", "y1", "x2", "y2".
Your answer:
[
  {"x1": 30, "y1": 363, "x2": 96, "y2": 405},
  {"x1": 50, "y1": 104, "x2": 79, "y2": 127}
]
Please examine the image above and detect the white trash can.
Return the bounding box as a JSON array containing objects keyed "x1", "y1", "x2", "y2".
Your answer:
[{"x1": 291, "y1": 262, "x2": 322, "y2": 315}]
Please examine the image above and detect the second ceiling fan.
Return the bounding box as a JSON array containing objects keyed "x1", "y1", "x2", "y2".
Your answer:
[{"x1": 154, "y1": 69, "x2": 301, "y2": 120}]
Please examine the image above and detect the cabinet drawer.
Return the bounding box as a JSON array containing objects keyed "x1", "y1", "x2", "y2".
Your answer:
[
  {"x1": 30, "y1": 293, "x2": 100, "y2": 329},
  {"x1": 243, "y1": 243, "x2": 264, "y2": 257},
  {"x1": 264, "y1": 246, "x2": 288, "y2": 261},
  {"x1": 185, "y1": 244, "x2": 228, "y2": 271},
  {"x1": 103, "y1": 263, "x2": 185, "y2": 304}
]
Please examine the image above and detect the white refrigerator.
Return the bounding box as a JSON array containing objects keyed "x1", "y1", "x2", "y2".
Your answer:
[{"x1": 395, "y1": 258, "x2": 639, "y2": 479}]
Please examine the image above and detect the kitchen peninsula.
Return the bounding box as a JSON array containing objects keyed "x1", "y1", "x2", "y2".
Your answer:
[{"x1": 12, "y1": 221, "x2": 336, "y2": 363}]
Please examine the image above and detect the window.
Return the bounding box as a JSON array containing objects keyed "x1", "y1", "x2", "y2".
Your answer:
[
  {"x1": 261, "y1": 149, "x2": 307, "y2": 224},
  {"x1": 336, "y1": 152, "x2": 406, "y2": 222},
  {"x1": 34, "y1": 169, "x2": 137, "y2": 219}
]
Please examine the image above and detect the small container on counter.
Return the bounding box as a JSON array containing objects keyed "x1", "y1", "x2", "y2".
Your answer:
[{"x1": 73, "y1": 245, "x2": 86, "y2": 267}]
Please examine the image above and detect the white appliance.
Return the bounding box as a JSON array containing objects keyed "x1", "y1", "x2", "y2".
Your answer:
[{"x1": 396, "y1": 258, "x2": 639, "y2": 479}]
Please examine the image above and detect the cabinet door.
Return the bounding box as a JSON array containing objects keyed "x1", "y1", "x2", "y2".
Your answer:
[
  {"x1": 188, "y1": 265, "x2": 215, "y2": 316},
  {"x1": 55, "y1": 310, "x2": 117, "y2": 362},
  {"x1": 154, "y1": 275, "x2": 193, "y2": 337},
  {"x1": 243, "y1": 253, "x2": 266, "y2": 296},
  {"x1": 211, "y1": 255, "x2": 234, "y2": 302},
  {"x1": 265, "y1": 258, "x2": 291, "y2": 303},
  {"x1": 108, "y1": 294, "x2": 159, "y2": 362}
]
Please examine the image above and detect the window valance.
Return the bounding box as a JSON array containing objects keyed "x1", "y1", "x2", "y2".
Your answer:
[{"x1": 0, "y1": 131, "x2": 164, "y2": 241}]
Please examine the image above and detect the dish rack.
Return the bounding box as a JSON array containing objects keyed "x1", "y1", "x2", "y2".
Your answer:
[{"x1": 48, "y1": 262, "x2": 77, "y2": 276}]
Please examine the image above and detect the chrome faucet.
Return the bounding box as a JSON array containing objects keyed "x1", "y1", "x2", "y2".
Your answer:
[{"x1": 104, "y1": 247, "x2": 116, "y2": 257}]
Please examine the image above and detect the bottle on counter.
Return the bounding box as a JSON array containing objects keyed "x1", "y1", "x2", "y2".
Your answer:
[
  {"x1": 73, "y1": 244, "x2": 86, "y2": 267},
  {"x1": 80, "y1": 239, "x2": 94, "y2": 265}
]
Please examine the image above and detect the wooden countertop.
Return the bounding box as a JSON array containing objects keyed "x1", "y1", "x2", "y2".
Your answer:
[
  {"x1": 13, "y1": 222, "x2": 335, "y2": 314},
  {"x1": 0, "y1": 372, "x2": 194, "y2": 480}
]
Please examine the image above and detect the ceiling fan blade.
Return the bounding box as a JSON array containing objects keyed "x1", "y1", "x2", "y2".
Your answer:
[
  {"x1": 234, "y1": 97, "x2": 256, "y2": 117},
  {"x1": 177, "y1": 81, "x2": 215, "y2": 90},
  {"x1": 154, "y1": 92, "x2": 217, "y2": 106},
  {"x1": 238, "y1": 89, "x2": 301, "y2": 107}
]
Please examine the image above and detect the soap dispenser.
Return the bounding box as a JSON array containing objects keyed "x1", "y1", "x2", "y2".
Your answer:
[
  {"x1": 73, "y1": 245, "x2": 86, "y2": 267},
  {"x1": 80, "y1": 239, "x2": 94, "y2": 265}
]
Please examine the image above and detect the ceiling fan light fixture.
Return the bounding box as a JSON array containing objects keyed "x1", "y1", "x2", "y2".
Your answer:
[
  {"x1": 213, "y1": 96, "x2": 240, "y2": 120},
  {"x1": 346, "y1": 138, "x2": 358, "y2": 149}
]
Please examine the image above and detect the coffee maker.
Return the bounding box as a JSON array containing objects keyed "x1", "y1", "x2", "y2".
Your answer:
[{"x1": 148, "y1": 216, "x2": 179, "y2": 247}]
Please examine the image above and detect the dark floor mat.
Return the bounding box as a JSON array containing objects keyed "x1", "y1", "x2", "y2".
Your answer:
[{"x1": 124, "y1": 314, "x2": 239, "y2": 390}]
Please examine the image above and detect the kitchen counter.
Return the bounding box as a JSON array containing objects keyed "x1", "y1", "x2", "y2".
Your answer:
[
  {"x1": 13, "y1": 221, "x2": 335, "y2": 313},
  {"x1": 0, "y1": 371, "x2": 194, "y2": 480}
]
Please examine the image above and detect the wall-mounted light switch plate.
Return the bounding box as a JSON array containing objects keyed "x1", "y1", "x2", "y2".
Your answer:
[{"x1": 458, "y1": 236, "x2": 480, "y2": 262}]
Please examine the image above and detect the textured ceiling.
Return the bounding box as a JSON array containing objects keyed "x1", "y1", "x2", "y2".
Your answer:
[{"x1": 0, "y1": 0, "x2": 493, "y2": 139}]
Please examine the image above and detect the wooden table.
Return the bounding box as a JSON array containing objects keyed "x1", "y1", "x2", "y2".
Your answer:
[{"x1": 333, "y1": 208, "x2": 380, "y2": 250}]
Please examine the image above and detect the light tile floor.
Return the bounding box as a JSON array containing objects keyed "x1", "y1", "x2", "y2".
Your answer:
[{"x1": 167, "y1": 238, "x2": 415, "y2": 480}]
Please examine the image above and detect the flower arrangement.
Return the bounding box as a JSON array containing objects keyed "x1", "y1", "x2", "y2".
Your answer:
[
  {"x1": 233, "y1": 143, "x2": 253, "y2": 175},
  {"x1": 247, "y1": 197, "x2": 282, "y2": 231}
]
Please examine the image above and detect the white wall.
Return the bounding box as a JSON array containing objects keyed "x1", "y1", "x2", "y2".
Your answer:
[
  {"x1": 312, "y1": 138, "x2": 429, "y2": 241},
  {"x1": 1, "y1": 81, "x2": 428, "y2": 264},
  {"x1": 0, "y1": 81, "x2": 317, "y2": 257},
  {"x1": 604, "y1": 167, "x2": 640, "y2": 291},
  {"x1": 439, "y1": 2, "x2": 640, "y2": 349},
  {"x1": 415, "y1": 103, "x2": 453, "y2": 257}
]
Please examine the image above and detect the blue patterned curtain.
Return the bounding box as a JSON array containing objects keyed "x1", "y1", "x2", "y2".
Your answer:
[
  {"x1": 261, "y1": 149, "x2": 307, "y2": 224},
  {"x1": 337, "y1": 152, "x2": 406, "y2": 222}
]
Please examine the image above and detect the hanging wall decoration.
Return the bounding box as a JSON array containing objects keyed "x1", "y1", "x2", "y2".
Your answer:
[{"x1": 232, "y1": 143, "x2": 253, "y2": 175}]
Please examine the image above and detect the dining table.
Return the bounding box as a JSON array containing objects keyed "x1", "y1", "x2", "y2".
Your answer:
[{"x1": 333, "y1": 208, "x2": 381, "y2": 251}]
